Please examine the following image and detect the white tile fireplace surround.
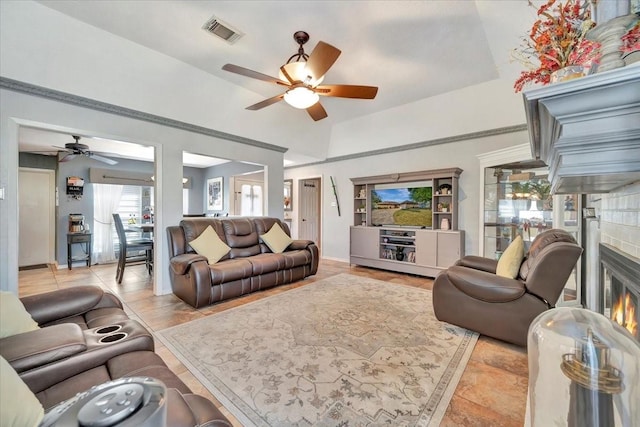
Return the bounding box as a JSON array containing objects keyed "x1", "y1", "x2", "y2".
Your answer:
[{"x1": 583, "y1": 181, "x2": 640, "y2": 340}]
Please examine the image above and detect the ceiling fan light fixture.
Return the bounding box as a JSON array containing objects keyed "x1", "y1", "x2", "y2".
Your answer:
[
  {"x1": 278, "y1": 62, "x2": 324, "y2": 86},
  {"x1": 284, "y1": 86, "x2": 319, "y2": 109}
]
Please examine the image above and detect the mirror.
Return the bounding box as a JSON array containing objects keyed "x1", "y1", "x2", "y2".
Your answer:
[{"x1": 284, "y1": 179, "x2": 293, "y2": 211}]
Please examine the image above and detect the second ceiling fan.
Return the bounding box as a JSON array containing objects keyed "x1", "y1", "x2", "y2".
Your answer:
[{"x1": 222, "y1": 31, "x2": 378, "y2": 121}]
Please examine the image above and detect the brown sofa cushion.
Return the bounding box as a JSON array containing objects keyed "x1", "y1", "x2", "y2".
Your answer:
[
  {"x1": 248, "y1": 253, "x2": 286, "y2": 275},
  {"x1": 210, "y1": 258, "x2": 254, "y2": 285},
  {"x1": 222, "y1": 218, "x2": 261, "y2": 258},
  {"x1": 447, "y1": 266, "x2": 526, "y2": 303},
  {"x1": 0, "y1": 324, "x2": 86, "y2": 373}
]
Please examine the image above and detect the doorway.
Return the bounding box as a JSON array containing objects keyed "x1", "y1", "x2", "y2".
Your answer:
[
  {"x1": 233, "y1": 173, "x2": 264, "y2": 216},
  {"x1": 298, "y1": 178, "x2": 321, "y2": 249},
  {"x1": 19, "y1": 168, "x2": 56, "y2": 268}
]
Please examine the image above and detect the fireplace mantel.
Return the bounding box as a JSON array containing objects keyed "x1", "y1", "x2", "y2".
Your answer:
[{"x1": 523, "y1": 65, "x2": 640, "y2": 194}]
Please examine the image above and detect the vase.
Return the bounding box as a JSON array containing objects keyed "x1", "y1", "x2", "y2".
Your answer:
[
  {"x1": 395, "y1": 251, "x2": 404, "y2": 261},
  {"x1": 550, "y1": 65, "x2": 587, "y2": 83}
]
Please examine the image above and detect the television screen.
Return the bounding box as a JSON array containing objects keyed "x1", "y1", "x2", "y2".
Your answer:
[{"x1": 371, "y1": 182, "x2": 433, "y2": 227}]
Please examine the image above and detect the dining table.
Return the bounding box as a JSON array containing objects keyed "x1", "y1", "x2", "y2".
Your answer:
[{"x1": 126, "y1": 222, "x2": 154, "y2": 237}]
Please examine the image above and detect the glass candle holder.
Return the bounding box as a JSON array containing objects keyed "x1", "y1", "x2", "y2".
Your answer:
[{"x1": 527, "y1": 307, "x2": 639, "y2": 426}]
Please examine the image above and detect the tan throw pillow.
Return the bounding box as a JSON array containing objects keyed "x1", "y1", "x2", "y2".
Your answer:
[
  {"x1": 0, "y1": 291, "x2": 39, "y2": 339},
  {"x1": 260, "y1": 223, "x2": 293, "y2": 254},
  {"x1": 496, "y1": 235, "x2": 525, "y2": 279},
  {"x1": 189, "y1": 225, "x2": 231, "y2": 265},
  {"x1": 0, "y1": 356, "x2": 44, "y2": 427}
]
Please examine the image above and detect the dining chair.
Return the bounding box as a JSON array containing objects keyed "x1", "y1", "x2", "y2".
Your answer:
[{"x1": 112, "y1": 213, "x2": 154, "y2": 284}]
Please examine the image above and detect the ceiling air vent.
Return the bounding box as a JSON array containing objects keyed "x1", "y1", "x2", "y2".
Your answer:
[{"x1": 202, "y1": 16, "x2": 244, "y2": 44}]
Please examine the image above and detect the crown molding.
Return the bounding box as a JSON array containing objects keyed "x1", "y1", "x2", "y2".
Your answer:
[
  {"x1": 286, "y1": 124, "x2": 528, "y2": 169},
  {"x1": 0, "y1": 77, "x2": 288, "y2": 153}
]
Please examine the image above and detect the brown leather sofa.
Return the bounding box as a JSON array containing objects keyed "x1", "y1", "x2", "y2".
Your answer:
[
  {"x1": 167, "y1": 217, "x2": 319, "y2": 308},
  {"x1": 0, "y1": 287, "x2": 232, "y2": 426},
  {"x1": 433, "y1": 229, "x2": 583, "y2": 346}
]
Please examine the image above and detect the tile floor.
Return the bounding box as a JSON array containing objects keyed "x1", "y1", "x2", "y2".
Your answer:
[{"x1": 18, "y1": 259, "x2": 528, "y2": 426}]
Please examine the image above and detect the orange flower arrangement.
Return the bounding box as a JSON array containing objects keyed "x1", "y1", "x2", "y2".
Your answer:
[{"x1": 513, "y1": 0, "x2": 600, "y2": 92}]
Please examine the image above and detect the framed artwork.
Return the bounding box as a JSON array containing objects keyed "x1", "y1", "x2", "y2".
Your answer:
[
  {"x1": 207, "y1": 177, "x2": 223, "y2": 211},
  {"x1": 284, "y1": 179, "x2": 293, "y2": 211}
]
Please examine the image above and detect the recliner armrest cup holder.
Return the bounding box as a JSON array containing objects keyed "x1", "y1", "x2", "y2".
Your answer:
[
  {"x1": 95, "y1": 325, "x2": 122, "y2": 334},
  {"x1": 98, "y1": 332, "x2": 128, "y2": 344}
]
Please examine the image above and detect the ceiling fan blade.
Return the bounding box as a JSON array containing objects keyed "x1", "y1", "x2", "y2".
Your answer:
[
  {"x1": 316, "y1": 85, "x2": 378, "y2": 99},
  {"x1": 222, "y1": 64, "x2": 289, "y2": 86},
  {"x1": 89, "y1": 153, "x2": 118, "y2": 165},
  {"x1": 305, "y1": 41, "x2": 341, "y2": 82},
  {"x1": 246, "y1": 94, "x2": 285, "y2": 110},
  {"x1": 306, "y1": 102, "x2": 328, "y2": 121},
  {"x1": 59, "y1": 154, "x2": 77, "y2": 163}
]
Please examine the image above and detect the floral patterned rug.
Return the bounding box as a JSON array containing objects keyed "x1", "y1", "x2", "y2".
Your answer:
[{"x1": 158, "y1": 274, "x2": 478, "y2": 426}]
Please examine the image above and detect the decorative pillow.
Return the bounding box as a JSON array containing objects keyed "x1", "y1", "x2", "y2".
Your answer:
[
  {"x1": 260, "y1": 223, "x2": 293, "y2": 254},
  {"x1": 0, "y1": 291, "x2": 40, "y2": 339},
  {"x1": 189, "y1": 225, "x2": 231, "y2": 265},
  {"x1": 496, "y1": 235, "x2": 525, "y2": 279},
  {"x1": 0, "y1": 356, "x2": 44, "y2": 427}
]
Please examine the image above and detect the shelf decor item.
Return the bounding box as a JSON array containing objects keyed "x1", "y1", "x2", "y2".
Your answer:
[{"x1": 513, "y1": 0, "x2": 600, "y2": 92}]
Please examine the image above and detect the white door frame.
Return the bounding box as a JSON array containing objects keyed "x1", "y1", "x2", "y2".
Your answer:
[
  {"x1": 476, "y1": 144, "x2": 532, "y2": 256},
  {"x1": 18, "y1": 167, "x2": 56, "y2": 266}
]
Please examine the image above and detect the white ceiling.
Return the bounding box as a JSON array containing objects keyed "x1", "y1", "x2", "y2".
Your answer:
[{"x1": 19, "y1": 1, "x2": 536, "y2": 165}]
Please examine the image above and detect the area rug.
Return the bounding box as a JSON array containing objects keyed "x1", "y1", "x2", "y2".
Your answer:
[{"x1": 157, "y1": 273, "x2": 478, "y2": 426}]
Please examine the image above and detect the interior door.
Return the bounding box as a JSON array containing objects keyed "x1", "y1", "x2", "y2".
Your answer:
[
  {"x1": 234, "y1": 178, "x2": 264, "y2": 216},
  {"x1": 298, "y1": 178, "x2": 321, "y2": 246},
  {"x1": 19, "y1": 168, "x2": 56, "y2": 267}
]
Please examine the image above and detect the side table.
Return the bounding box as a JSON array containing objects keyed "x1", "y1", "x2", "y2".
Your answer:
[{"x1": 67, "y1": 232, "x2": 92, "y2": 270}]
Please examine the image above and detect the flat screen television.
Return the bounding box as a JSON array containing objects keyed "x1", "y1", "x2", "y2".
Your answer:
[{"x1": 370, "y1": 181, "x2": 433, "y2": 227}]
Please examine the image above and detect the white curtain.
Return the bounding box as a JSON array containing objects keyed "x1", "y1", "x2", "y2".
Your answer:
[{"x1": 93, "y1": 184, "x2": 123, "y2": 264}]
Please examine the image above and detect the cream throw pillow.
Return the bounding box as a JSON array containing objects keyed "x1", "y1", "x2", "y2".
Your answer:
[
  {"x1": 0, "y1": 291, "x2": 39, "y2": 339},
  {"x1": 496, "y1": 235, "x2": 525, "y2": 279},
  {"x1": 0, "y1": 356, "x2": 44, "y2": 427},
  {"x1": 189, "y1": 225, "x2": 231, "y2": 265},
  {"x1": 260, "y1": 223, "x2": 293, "y2": 254}
]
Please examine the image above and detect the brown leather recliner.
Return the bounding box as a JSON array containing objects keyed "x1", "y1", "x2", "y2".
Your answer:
[
  {"x1": 433, "y1": 229, "x2": 583, "y2": 346},
  {"x1": 1, "y1": 286, "x2": 232, "y2": 426}
]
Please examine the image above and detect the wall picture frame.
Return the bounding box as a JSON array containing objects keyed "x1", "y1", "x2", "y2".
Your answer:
[
  {"x1": 284, "y1": 179, "x2": 293, "y2": 211},
  {"x1": 207, "y1": 177, "x2": 223, "y2": 211}
]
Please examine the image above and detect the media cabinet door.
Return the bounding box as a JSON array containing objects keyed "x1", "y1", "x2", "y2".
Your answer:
[
  {"x1": 415, "y1": 230, "x2": 437, "y2": 267},
  {"x1": 437, "y1": 231, "x2": 464, "y2": 267},
  {"x1": 350, "y1": 226, "x2": 379, "y2": 259}
]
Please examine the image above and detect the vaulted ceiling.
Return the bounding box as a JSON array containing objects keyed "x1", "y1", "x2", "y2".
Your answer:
[{"x1": 17, "y1": 1, "x2": 537, "y2": 165}]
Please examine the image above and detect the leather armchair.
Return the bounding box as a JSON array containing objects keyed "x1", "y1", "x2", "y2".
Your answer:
[
  {"x1": 20, "y1": 285, "x2": 129, "y2": 329},
  {"x1": 433, "y1": 229, "x2": 583, "y2": 346}
]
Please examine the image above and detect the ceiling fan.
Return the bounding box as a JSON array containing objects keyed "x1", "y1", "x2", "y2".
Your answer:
[
  {"x1": 54, "y1": 135, "x2": 118, "y2": 165},
  {"x1": 222, "y1": 31, "x2": 378, "y2": 121}
]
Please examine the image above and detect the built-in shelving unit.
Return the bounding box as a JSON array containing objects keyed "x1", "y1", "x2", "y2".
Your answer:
[
  {"x1": 350, "y1": 226, "x2": 464, "y2": 277},
  {"x1": 349, "y1": 168, "x2": 464, "y2": 277},
  {"x1": 350, "y1": 168, "x2": 462, "y2": 230},
  {"x1": 353, "y1": 184, "x2": 368, "y2": 226}
]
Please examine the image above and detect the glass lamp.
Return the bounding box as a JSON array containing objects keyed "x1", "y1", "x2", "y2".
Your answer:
[
  {"x1": 278, "y1": 61, "x2": 324, "y2": 86},
  {"x1": 283, "y1": 86, "x2": 319, "y2": 109},
  {"x1": 527, "y1": 307, "x2": 640, "y2": 426}
]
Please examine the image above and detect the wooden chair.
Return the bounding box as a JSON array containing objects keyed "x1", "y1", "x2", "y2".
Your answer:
[{"x1": 112, "y1": 213, "x2": 153, "y2": 284}]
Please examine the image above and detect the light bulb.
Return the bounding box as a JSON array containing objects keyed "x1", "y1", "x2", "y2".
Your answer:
[{"x1": 284, "y1": 87, "x2": 319, "y2": 109}]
